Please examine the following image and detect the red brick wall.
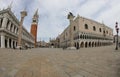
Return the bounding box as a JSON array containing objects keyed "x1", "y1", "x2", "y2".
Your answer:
[{"x1": 30, "y1": 24, "x2": 37, "y2": 47}]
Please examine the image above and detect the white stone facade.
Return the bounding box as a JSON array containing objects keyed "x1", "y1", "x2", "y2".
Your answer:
[
  {"x1": 0, "y1": 8, "x2": 34, "y2": 48},
  {"x1": 59, "y1": 14, "x2": 113, "y2": 49}
]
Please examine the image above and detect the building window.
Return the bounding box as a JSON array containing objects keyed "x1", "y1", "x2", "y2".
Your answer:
[
  {"x1": 93, "y1": 26, "x2": 96, "y2": 31},
  {"x1": 0, "y1": 18, "x2": 3, "y2": 28},
  {"x1": 14, "y1": 26, "x2": 16, "y2": 33},
  {"x1": 10, "y1": 24, "x2": 13, "y2": 31},
  {"x1": 6, "y1": 19, "x2": 9, "y2": 29},
  {"x1": 106, "y1": 31, "x2": 108, "y2": 34},
  {"x1": 103, "y1": 30, "x2": 105, "y2": 34},
  {"x1": 99, "y1": 28, "x2": 101, "y2": 32},
  {"x1": 85, "y1": 24, "x2": 88, "y2": 29},
  {"x1": 73, "y1": 26, "x2": 76, "y2": 31}
]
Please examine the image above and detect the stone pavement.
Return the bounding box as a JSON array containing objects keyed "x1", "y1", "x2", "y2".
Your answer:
[{"x1": 0, "y1": 45, "x2": 120, "y2": 77}]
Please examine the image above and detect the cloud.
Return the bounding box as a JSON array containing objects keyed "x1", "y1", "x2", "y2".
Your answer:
[{"x1": 0, "y1": 0, "x2": 120, "y2": 42}]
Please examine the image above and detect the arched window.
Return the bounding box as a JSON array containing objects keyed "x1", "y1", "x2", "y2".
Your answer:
[
  {"x1": 6, "y1": 19, "x2": 9, "y2": 29},
  {"x1": 85, "y1": 24, "x2": 88, "y2": 29},
  {"x1": 106, "y1": 31, "x2": 108, "y2": 34},
  {"x1": 99, "y1": 28, "x2": 101, "y2": 32},
  {"x1": 0, "y1": 18, "x2": 3, "y2": 28},
  {"x1": 10, "y1": 24, "x2": 13, "y2": 31},
  {"x1": 93, "y1": 26, "x2": 96, "y2": 31},
  {"x1": 73, "y1": 26, "x2": 76, "y2": 31},
  {"x1": 14, "y1": 26, "x2": 16, "y2": 33},
  {"x1": 80, "y1": 35, "x2": 82, "y2": 38}
]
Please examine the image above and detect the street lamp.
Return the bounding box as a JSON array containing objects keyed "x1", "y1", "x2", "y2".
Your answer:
[{"x1": 115, "y1": 22, "x2": 119, "y2": 50}]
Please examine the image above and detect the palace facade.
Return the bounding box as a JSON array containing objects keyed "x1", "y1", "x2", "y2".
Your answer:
[
  {"x1": 59, "y1": 12, "x2": 113, "y2": 49},
  {"x1": 0, "y1": 8, "x2": 34, "y2": 48}
]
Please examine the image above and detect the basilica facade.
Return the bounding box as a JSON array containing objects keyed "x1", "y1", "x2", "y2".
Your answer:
[
  {"x1": 59, "y1": 12, "x2": 113, "y2": 49},
  {"x1": 0, "y1": 8, "x2": 34, "y2": 48}
]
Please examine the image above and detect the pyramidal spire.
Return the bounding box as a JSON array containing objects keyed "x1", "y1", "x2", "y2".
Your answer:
[{"x1": 34, "y1": 9, "x2": 39, "y2": 17}]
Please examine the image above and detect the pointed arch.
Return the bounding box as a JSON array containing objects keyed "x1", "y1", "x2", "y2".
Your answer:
[
  {"x1": 85, "y1": 42, "x2": 88, "y2": 48},
  {"x1": 89, "y1": 42, "x2": 91, "y2": 47},
  {"x1": 80, "y1": 42, "x2": 84, "y2": 48},
  {"x1": 92, "y1": 42, "x2": 94, "y2": 47}
]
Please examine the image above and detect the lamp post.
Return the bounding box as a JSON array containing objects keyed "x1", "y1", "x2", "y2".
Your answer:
[{"x1": 115, "y1": 22, "x2": 119, "y2": 50}]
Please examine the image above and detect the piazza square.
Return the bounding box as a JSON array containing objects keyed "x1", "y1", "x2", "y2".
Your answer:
[{"x1": 0, "y1": 0, "x2": 120, "y2": 77}]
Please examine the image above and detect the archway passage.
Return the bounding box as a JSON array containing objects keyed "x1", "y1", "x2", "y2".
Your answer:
[
  {"x1": 85, "y1": 42, "x2": 88, "y2": 48},
  {"x1": 89, "y1": 42, "x2": 91, "y2": 47},
  {"x1": 9, "y1": 39, "x2": 11, "y2": 48},
  {"x1": 5, "y1": 39, "x2": 7, "y2": 48},
  {"x1": 92, "y1": 42, "x2": 94, "y2": 47},
  {"x1": 74, "y1": 42, "x2": 76, "y2": 48},
  {"x1": 80, "y1": 42, "x2": 84, "y2": 48}
]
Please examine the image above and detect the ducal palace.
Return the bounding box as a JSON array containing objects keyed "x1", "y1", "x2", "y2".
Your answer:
[
  {"x1": 0, "y1": 6, "x2": 38, "y2": 48},
  {"x1": 58, "y1": 12, "x2": 113, "y2": 49}
]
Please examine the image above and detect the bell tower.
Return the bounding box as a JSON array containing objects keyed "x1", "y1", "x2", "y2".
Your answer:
[{"x1": 30, "y1": 9, "x2": 39, "y2": 47}]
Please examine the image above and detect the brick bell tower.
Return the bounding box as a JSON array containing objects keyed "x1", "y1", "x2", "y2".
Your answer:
[{"x1": 30, "y1": 9, "x2": 39, "y2": 47}]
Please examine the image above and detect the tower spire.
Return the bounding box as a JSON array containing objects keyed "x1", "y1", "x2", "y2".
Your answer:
[
  {"x1": 35, "y1": 9, "x2": 38, "y2": 15},
  {"x1": 34, "y1": 9, "x2": 39, "y2": 18}
]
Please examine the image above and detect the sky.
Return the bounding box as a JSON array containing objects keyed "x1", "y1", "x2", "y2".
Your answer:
[{"x1": 0, "y1": 0, "x2": 120, "y2": 42}]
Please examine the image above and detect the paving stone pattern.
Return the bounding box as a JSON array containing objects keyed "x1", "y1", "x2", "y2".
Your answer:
[{"x1": 0, "y1": 45, "x2": 120, "y2": 77}]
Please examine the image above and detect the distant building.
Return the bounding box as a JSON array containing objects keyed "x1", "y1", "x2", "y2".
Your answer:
[
  {"x1": 50, "y1": 37, "x2": 60, "y2": 48},
  {"x1": 59, "y1": 12, "x2": 113, "y2": 49},
  {"x1": 0, "y1": 7, "x2": 34, "y2": 48},
  {"x1": 37, "y1": 41, "x2": 48, "y2": 47}
]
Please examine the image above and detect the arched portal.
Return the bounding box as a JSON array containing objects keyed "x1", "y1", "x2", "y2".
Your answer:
[
  {"x1": 5, "y1": 39, "x2": 7, "y2": 48},
  {"x1": 89, "y1": 42, "x2": 91, "y2": 47},
  {"x1": 92, "y1": 42, "x2": 94, "y2": 47},
  {"x1": 85, "y1": 42, "x2": 88, "y2": 48},
  {"x1": 74, "y1": 42, "x2": 76, "y2": 48},
  {"x1": 80, "y1": 42, "x2": 84, "y2": 48},
  {"x1": 9, "y1": 39, "x2": 11, "y2": 48}
]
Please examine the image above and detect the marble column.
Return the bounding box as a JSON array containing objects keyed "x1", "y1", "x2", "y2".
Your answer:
[
  {"x1": 14, "y1": 41, "x2": 17, "y2": 48},
  {"x1": 11, "y1": 39, "x2": 13, "y2": 48},
  {"x1": 1, "y1": 35, "x2": 5, "y2": 48},
  {"x1": 15, "y1": 27, "x2": 17, "y2": 34},
  {"x1": 7, "y1": 38, "x2": 10, "y2": 48}
]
